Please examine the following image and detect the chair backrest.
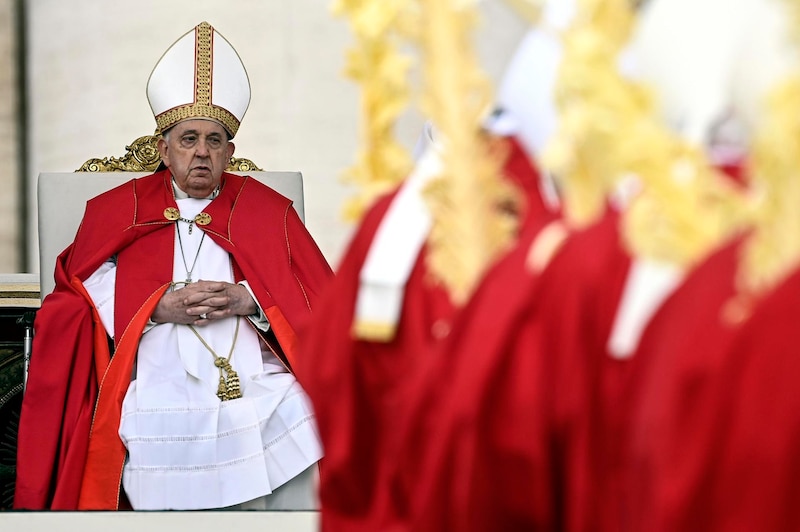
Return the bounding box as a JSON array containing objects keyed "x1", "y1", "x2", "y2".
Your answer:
[{"x1": 37, "y1": 171, "x2": 305, "y2": 298}]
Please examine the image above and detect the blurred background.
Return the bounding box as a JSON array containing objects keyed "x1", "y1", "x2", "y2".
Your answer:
[{"x1": 0, "y1": 0, "x2": 531, "y2": 275}]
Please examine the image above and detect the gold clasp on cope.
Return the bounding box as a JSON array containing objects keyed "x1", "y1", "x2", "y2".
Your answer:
[
  {"x1": 164, "y1": 208, "x2": 212, "y2": 234},
  {"x1": 164, "y1": 207, "x2": 180, "y2": 221},
  {"x1": 195, "y1": 212, "x2": 212, "y2": 226}
]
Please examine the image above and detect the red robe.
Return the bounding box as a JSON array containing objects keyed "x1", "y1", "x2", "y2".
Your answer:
[
  {"x1": 534, "y1": 217, "x2": 747, "y2": 532},
  {"x1": 701, "y1": 264, "x2": 800, "y2": 530},
  {"x1": 389, "y1": 204, "x2": 640, "y2": 532},
  {"x1": 623, "y1": 236, "x2": 800, "y2": 530},
  {"x1": 293, "y1": 136, "x2": 552, "y2": 531},
  {"x1": 14, "y1": 169, "x2": 332, "y2": 510},
  {"x1": 296, "y1": 193, "x2": 457, "y2": 531},
  {"x1": 389, "y1": 212, "x2": 559, "y2": 531},
  {"x1": 395, "y1": 167, "x2": 746, "y2": 531},
  {"x1": 618, "y1": 161, "x2": 751, "y2": 530},
  {"x1": 542, "y1": 211, "x2": 634, "y2": 532}
]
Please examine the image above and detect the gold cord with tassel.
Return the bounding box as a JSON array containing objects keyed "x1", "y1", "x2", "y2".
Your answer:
[{"x1": 188, "y1": 317, "x2": 243, "y2": 401}]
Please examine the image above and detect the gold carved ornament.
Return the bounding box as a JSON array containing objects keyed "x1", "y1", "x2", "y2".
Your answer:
[{"x1": 76, "y1": 130, "x2": 262, "y2": 172}]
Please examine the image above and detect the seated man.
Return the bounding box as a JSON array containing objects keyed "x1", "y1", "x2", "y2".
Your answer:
[{"x1": 15, "y1": 21, "x2": 332, "y2": 510}]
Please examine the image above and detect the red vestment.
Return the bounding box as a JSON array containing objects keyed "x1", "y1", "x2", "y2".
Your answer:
[
  {"x1": 390, "y1": 215, "x2": 558, "y2": 531},
  {"x1": 542, "y1": 211, "x2": 634, "y2": 532},
  {"x1": 294, "y1": 136, "x2": 552, "y2": 531},
  {"x1": 534, "y1": 217, "x2": 745, "y2": 532},
  {"x1": 702, "y1": 264, "x2": 800, "y2": 531},
  {"x1": 396, "y1": 209, "x2": 629, "y2": 531},
  {"x1": 296, "y1": 193, "x2": 456, "y2": 531},
  {"x1": 623, "y1": 236, "x2": 800, "y2": 530},
  {"x1": 619, "y1": 162, "x2": 750, "y2": 530},
  {"x1": 14, "y1": 169, "x2": 332, "y2": 510},
  {"x1": 397, "y1": 165, "x2": 747, "y2": 531}
]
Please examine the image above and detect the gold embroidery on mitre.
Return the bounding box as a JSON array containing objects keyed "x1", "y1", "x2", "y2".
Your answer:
[
  {"x1": 155, "y1": 104, "x2": 240, "y2": 138},
  {"x1": 195, "y1": 22, "x2": 212, "y2": 106}
]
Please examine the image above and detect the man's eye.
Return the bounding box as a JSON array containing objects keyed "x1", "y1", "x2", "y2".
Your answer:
[
  {"x1": 207, "y1": 138, "x2": 222, "y2": 148},
  {"x1": 181, "y1": 136, "x2": 197, "y2": 145}
]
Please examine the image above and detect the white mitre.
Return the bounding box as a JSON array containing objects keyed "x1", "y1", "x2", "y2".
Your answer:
[
  {"x1": 628, "y1": 0, "x2": 753, "y2": 145},
  {"x1": 497, "y1": 0, "x2": 576, "y2": 158},
  {"x1": 729, "y1": 0, "x2": 797, "y2": 133},
  {"x1": 147, "y1": 21, "x2": 251, "y2": 138}
]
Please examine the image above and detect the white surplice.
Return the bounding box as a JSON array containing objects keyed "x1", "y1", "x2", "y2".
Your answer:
[{"x1": 84, "y1": 196, "x2": 322, "y2": 510}]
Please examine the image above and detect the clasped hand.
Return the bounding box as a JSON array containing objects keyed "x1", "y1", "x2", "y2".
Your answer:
[{"x1": 151, "y1": 280, "x2": 257, "y2": 325}]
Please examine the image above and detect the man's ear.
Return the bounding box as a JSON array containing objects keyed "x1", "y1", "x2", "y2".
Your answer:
[
  {"x1": 226, "y1": 141, "x2": 236, "y2": 160},
  {"x1": 157, "y1": 137, "x2": 169, "y2": 165}
]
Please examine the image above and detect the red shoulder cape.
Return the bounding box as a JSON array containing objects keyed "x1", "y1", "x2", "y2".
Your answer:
[
  {"x1": 700, "y1": 263, "x2": 800, "y2": 530},
  {"x1": 623, "y1": 237, "x2": 748, "y2": 531},
  {"x1": 15, "y1": 169, "x2": 332, "y2": 510}
]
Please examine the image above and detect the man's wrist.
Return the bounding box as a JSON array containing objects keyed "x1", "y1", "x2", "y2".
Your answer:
[{"x1": 238, "y1": 281, "x2": 270, "y2": 331}]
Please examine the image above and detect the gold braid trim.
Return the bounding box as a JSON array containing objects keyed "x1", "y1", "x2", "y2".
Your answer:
[
  {"x1": 543, "y1": 0, "x2": 746, "y2": 267},
  {"x1": 195, "y1": 22, "x2": 213, "y2": 106},
  {"x1": 419, "y1": 0, "x2": 516, "y2": 305},
  {"x1": 335, "y1": 0, "x2": 415, "y2": 222},
  {"x1": 351, "y1": 320, "x2": 397, "y2": 343},
  {"x1": 155, "y1": 104, "x2": 240, "y2": 138}
]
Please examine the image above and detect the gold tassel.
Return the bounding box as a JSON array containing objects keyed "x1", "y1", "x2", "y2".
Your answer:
[
  {"x1": 213, "y1": 354, "x2": 243, "y2": 401},
  {"x1": 191, "y1": 317, "x2": 243, "y2": 402},
  {"x1": 216, "y1": 374, "x2": 228, "y2": 402},
  {"x1": 222, "y1": 361, "x2": 243, "y2": 401}
]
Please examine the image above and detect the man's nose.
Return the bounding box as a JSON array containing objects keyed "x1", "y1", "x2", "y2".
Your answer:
[{"x1": 195, "y1": 140, "x2": 210, "y2": 157}]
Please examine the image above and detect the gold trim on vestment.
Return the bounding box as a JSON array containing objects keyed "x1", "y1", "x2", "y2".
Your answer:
[{"x1": 352, "y1": 320, "x2": 397, "y2": 342}]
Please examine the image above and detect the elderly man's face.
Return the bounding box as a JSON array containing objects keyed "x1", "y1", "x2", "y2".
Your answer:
[{"x1": 158, "y1": 119, "x2": 235, "y2": 198}]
